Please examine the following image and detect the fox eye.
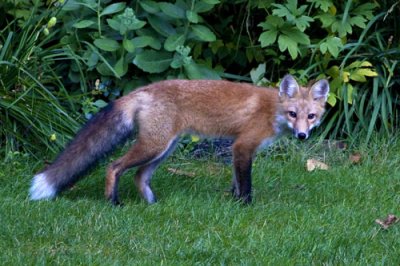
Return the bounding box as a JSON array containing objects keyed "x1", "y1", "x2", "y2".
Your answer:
[
  {"x1": 308, "y1": 113, "x2": 316, "y2": 120},
  {"x1": 288, "y1": 111, "x2": 297, "y2": 118}
]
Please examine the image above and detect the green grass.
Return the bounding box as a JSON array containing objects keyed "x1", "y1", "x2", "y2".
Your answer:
[{"x1": 1, "y1": 137, "x2": 400, "y2": 265}]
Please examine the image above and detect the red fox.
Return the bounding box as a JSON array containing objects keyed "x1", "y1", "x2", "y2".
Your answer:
[{"x1": 29, "y1": 75, "x2": 329, "y2": 205}]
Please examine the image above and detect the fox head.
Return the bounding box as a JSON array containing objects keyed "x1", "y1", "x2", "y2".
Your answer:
[{"x1": 278, "y1": 74, "x2": 329, "y2": 140}]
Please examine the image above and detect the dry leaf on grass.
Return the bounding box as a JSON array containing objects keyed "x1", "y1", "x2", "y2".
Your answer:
[
  {"x1": 375, "y1": 214, "x2": 399, "y2": 229},
  {"x1": 306, "y1": 159, "x2": 329, "y2": 171},
  {"x1": 167, "y1": 168, "x2": 195, "y2": 178},
  {"x1": 349, "y1": 152, "x2": 362, "y2": 164}
]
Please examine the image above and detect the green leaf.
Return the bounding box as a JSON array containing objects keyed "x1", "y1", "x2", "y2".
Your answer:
[
  {"x1": 115, "y1": 56, "x2": 128, "y2": 77},
  {"x1": 184, "y1": 61, "x2": 220, "y2": 80},
  {"x1": 258, "y1": 30, "x2": 278, "y2": 47},
  {"x1": 327, "y1": 93, "x2": 337, "y2": 106},
  {"x1": 320, "y1": 36, "x2": 342, "y2": 57},
  {"x1": 94, "y1": 38, "x2": 120, "y2": 52},
  {"x1": 159, "y1": 2, "x2": 186, "y2": 19},
  {"x1": 186, "y1": 11, "x2": 199, "y2": 23},
  {"x1": 194, "y1": 2, "x2": 215, "y2": 13},
  {"x1": 100, "y1": 2, "x2": 126, "y2": 16},
  {"x1": 86, "y1": 52, "x2": 99, "y2": 68},
  {"x1": 281, "y1": 27, "x2": 310, "y2": 45},
  {"x1": 191, "y1": 25, "x2": 216, "y2": 42},
  {"x1": 133, "y1": 50, "x2": 173, "y2": 73},
  {"x1": 308, "y1": 0, "x2": 332, "y2": 12},
  {"x1": 73, "y1": 20, "x2": 95, "y2": 29},
  {"x1": 164, "y1": 34, "x2": 186, "y2": 52},
  {"x1": 295, "y1": 15, "x2": 314, "y2": 32},
  {"x1": 316, "y1": 13, "x2": 335, "y2": 28},
  {"x1": 250, "y1": 63, "x2": 266, "y2": 84},
  {"x1": 139, "y1": 0, "x2": 160, "y2": 13},
  {"x1": 107, "y1": 19, "x2": 121, "y2": 32},
  {"x1": 132, "y1": 36, "x2": 161, "y2": 50},
  {"x1": 349, "y1": 72, "x2": 366, "y2": 82},
  {"x1": 123, "y1": 39, "x2": 135, "y2": 53},
  {"x1": 148, "y1": 15, "x2": 176, "y2": 37},
  {"x1": 278, "y1": 34, "x2": 299, "y2": 59},
  {"x1": 97, "y1": 63, "x2": 114, "y2": 76},
  {"x1": 350, "y1": 16, "x2": 367, "y2": 28}
]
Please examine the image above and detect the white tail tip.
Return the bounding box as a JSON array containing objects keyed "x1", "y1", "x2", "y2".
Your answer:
[{"x1": 29, "y1": 173, "x2": 57, "y2": 200}]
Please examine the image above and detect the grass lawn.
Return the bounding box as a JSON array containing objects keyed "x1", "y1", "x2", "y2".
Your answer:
[{"x1": 1, "y1": 136, "x2": 400, "y2": 265}]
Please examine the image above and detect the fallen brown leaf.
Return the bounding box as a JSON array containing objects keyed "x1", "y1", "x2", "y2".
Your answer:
[
  {"x1": 349, "y1": 152, "x2": 362, "y2": 164},
  {"x1": 306, "y1": 159, "x2": 329, "y2": 172},
  {"x1": 167, "y1": 168, "x2": 195, "y2": 178},
  {"x1": 375, "y1": 214, "x2": 399, "y2": 229}
]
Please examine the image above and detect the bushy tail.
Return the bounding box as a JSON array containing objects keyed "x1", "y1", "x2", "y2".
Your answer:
[{"x1": 29, "y1": 102, "x2": 134, "y2": 200}]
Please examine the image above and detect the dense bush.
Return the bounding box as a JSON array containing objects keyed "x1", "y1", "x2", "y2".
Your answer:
[{"x1": 0, "y1": 0, "x2": 399, "y2": 155}]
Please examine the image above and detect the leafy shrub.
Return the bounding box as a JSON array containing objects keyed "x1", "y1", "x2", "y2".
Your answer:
[{"x1": 57, "y1": 0, "x2": 221, "y2": 101}]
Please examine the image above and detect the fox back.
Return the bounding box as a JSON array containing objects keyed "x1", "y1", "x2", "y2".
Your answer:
[{"x1": 30, "y1": 75, "x2": 329, "y2": 205}]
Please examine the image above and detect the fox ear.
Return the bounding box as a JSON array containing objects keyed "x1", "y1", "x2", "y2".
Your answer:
[
  {"x1": 279, "y1": 74, "x2": 299, "y2": 98},
  {"x1": 310, "y1": 79, "x2": 329, "y2": 102}
]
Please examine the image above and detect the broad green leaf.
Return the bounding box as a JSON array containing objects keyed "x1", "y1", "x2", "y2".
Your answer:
[
  {"x1": 94, "y1": 38, "x2": 120, "y2": 52},
  {"x1": 86, "y1": 52, "x2": 99, "y2": 68},
  {"x1": 100, "y1": 2, "x2": 126, "y2": 16},
  {"x1": 159, "y1": 2, "x2": 185, "y2": 19},
  {"x1": 139, "y1": 0, "x2": 160, "y2": 13},
  {"x1": 307, "y1": 0, "x2": 332, "y2": 12},
  {"x1": 250, "y1": 63, "x2": 266, "y2": 84},
  {"x1": 278, "y1": 34, "x2": 299, "y2": 59},
  {"x1": 348, "y1": 61, "x2": 373, "y2": 69},
  {"x1": 184, "y1": 61, "x2": 220, "y2": 80},
  {"x1": 148, "y1": 15, "x2": 176, "y2": 37},
  {"x1": 351, "y1": 69, "x2": 378, "y2": 82},
  {"x1": 133, "y1": 50, "x2": 173, "y2": 73},
  {"x1": 281, "y1": 27, "x2": 310, "y2": 45},
  {"x1": 164, "y1": 34, "x2": 186, "y2": 52},
  {"x1": 191, "y1": 25, "x2": 216, "y2": 42},
  {"x1": 97, "y1": 63, "x2": 114, "y2": 76},
  {"x1": 123, "y1": 39, "x2": 135, "y2": 53},
  {"x1": 194, "y1": 2, "x2": 215, "y2": 13},
  {"x1": 115, "y1": 56, "x2": 128, "y2": 77},
  {"x1": 315, "y1": 13, "x2": 335, "y2": 28},
  {"x1": 358, "y1": 68, "x2": 378, "y2": 77},
  {"x1": 327, "y1": 93, "x2": 337, "y2": 106},
  {"x1": 350, "y1": 16, "x2": 367, "y2": 28},
  {"x1": 132, "y1": 36, "x2": 161, "y2": 50},
  {"x1": 107, "y1": 19, "x2": 121, "y2": 32},
  {"x1": 320, "y1": 36, "x2": 342, "y2": 57},
  {"x1": 186, "y1": 11, "x2": 199, "y2": 23},
  {"x1": 295, "y1": 15, "x2": 314, "y2": 32},
  {"x1": 258, "y1": 30, "x2": 278, "y2": 47},
  {"x1": 73, "y1": 20, "x2": 95, "y2": 29}
]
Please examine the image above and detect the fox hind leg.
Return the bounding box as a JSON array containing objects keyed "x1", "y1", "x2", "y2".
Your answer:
[
  {"x1": 105, "y1": 136, "x2": 178, "y2": 205},
  {"x1": 134, "y1": 138, "x2": 179, "y2": 204}
]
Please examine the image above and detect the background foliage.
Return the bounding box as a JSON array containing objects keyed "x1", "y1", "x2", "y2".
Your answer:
[{"x1": 0, "y1": 0, "x2": 399, "y2": 155}]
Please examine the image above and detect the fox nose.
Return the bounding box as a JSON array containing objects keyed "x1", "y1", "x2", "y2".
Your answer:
[{"x1": 297, "y1": 132, "x2": 307, "y2": 140}]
